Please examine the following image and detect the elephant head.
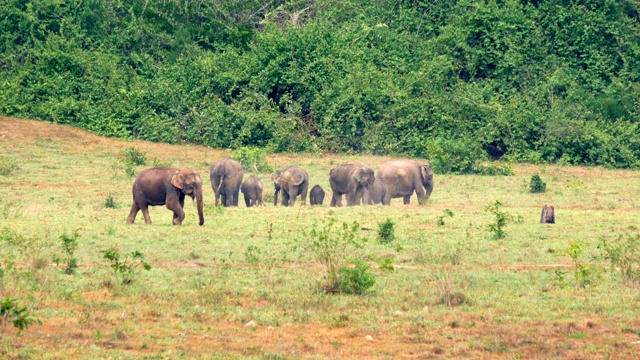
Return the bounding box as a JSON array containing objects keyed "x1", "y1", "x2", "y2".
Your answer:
[
  {"x1": 272, "y1": 170, "x2": 283, "y2": 206},
  {"x1": 171, "y1": 169, "x2": 204, "y2": 225},
  {"x1": 416, "y1": 161, "x2": 434, "y2": 204},
  {"x1": 352, "y1": 167, "x2": 375, "y2": 190}
]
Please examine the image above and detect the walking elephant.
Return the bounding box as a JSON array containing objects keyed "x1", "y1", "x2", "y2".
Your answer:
[
  {"x1": 126, "y1": 167, "x2": 204, "y2": 226},
  {"x1": 210, "y1": 159, "x2": 244, "y2": 207},
  {"x1": 272, "y1": 166, "x2": 309, "y2": 206},
  {"x1": 241, "y1": 175, "x2": 264, "y2": 207},
  {"x1": 329, "y1": 161, "x2": 375, "y2": 207},
  {"x1": 309, "y1": 185, "x2": 325, "y2": 206},
  {"x1": 377, "y1": 159, "x2": 433, "y2": 205}
]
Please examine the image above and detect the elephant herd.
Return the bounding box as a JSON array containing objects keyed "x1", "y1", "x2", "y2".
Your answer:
[{"x1": 126, "y1": 158, "x2": 433, "y2": 226}]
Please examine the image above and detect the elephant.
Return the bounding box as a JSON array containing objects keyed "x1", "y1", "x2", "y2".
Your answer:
[
  {"x1": 329, "y1": 161, "x2": 375, "y2": 207},
  {"x1": 363, "y1": 178, "x2": 385, "y2": 205},
  {"x1": 210, "y1": 159, "x2": 244, "y2": 207},
  {"x1": 272, "y1": 166, "x2": 309, "y2": 206},
  {"x1": 241, "y1": 175, "x2": 264, "y2": 207},
  {"x1": 377, "y1": 159, "x2": 433, "y2": 205},
  {"x1": 126, "y1": 167, "x2": 204, "y2": 226},
  {"x1": 309, "y1": 185, "x2": 325, "y2": 206}
]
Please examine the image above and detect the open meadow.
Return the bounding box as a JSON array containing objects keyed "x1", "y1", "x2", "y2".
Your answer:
[{"x1": 1, "y1": 117, "x2": 639, "y2": 359}]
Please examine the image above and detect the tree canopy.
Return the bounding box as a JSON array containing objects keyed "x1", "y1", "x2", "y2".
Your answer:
[{"x1": 1, "y1": 0, "x2": 639, "y2": 170}]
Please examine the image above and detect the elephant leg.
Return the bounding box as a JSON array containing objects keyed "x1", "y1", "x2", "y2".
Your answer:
[
  {"x1": 288, "y1": 186, "x2": 299, "y2": 206},
  {"x1": 330, "y1": 193, "x2": 337, "y2": 207},
  {"x1": 382, "y1": 192, "x2": 392, "y2": 206},
  {"x1": 126, "y1": 201, "x2": 140, "y2": 224},
  {"x1": 139, "y1": 202, "x2": 153, "y2": 224},
  {"x1": 174, "y1": 196, "x2": 185, "y2": 220},
  {"x1": 244, "y1": 194, "x2": 251, "y2": 207},
  {"x1": 403, "y1": 195, "x2": 411, "y2": 205},
  {"x1": 221, "y1": 193, "x2": 228, "y2": 207},
  {"x1": 167, "y1": 200, "x2": 185, "y2": 226}
]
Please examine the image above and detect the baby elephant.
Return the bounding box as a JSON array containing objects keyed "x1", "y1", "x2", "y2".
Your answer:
[
  {"x1": 241, "y1": 175, "x2": 264, "y2": 207},
  {"x1": 309, "y1": 185, "x2": 325, "y2": 206}
]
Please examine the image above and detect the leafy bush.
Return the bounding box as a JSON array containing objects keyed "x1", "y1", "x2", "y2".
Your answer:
[
  {"x1": 337, "y1": 260, "x2": 376, "y2": 295},
  {"x1": 598, "y1": 233, "x2": 640, "y2": 285},
  {"x1": 124, "y1": 147, "x2": 147, "y2": 166},
  {"x1": 232, "y1": 147, "x2": 273, "y2": 173},
  {"x1": 103, "y1": 194, "x2": 117, "y2": 209},
  {"x1": 103, "y1": 248, "x2": 151, "y2": 284},
  {"x1": 54, "y1": 230, "x2": 79, "y2": 274},
  {"x1": 529, "y1": 174, "x2": 547, "y2": 193},
  {"x1": 377, "y1": 218, "x2": 395, "y2": 244},
  {"x1": 485, "y1": 201, "x2": 513, "y2": 239},
  {"x1": 1, "y1": 297, "x2": 41, "y2": 331}
]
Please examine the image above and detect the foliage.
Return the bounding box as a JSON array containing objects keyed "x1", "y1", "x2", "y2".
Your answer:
[
  {"x1": 429, "y1": 246, "x2": 467, "y2": 307},
  {"x1": 233, "y1": 147, "x2": 273, "y2": 173},
  {"x1": 485, "y1": 201, "x2": 513, "y2": 239},
  {"x1": 53, "y1": 229, "x2": 79, "y2": 274},
  {"x1": 598, "y1": 233, "x2": 640, "y2": 285},
  {"x1": 103, "y1": 247, "x2": 151, "y2": 284},
  {"x1": 0, "y1": 1, "x2": 639, "y2": 168},
  {"x1": 124, "y1": 147, "x2": 147, "y2": 166},
  {"x1": 436, "y1": 209, "x2": 454, "y2": 226},
  {"x1": 377, "y1": 218, "x2": 395, "y2": 244},
  {"x1": 337, "y1": 260, "x2": 376, "y2": 295},
  {"x1": 103, "y1": 194, "x2": 117, "y2": 209},
  {"x1": 303, "y1": 216, "x2": 371, "y2": 294},
  {"x1": 1, "y1": 297, "x2": 41, "y2": 331},
  {"x1": 559, "y1": 240, "x2": 597, "y2": 290},
  {"x1": 529, "y1": 174, "x2": 547, "y2": 193},
  {"x1": 0, "y1": 156, "x2": 19, "y2": 176}
]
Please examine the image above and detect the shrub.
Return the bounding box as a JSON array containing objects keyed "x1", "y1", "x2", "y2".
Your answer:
[
  {"x1": 560, "y1": 239, "x2": 598, "y2": 290},
  {"x1": 436, "y1": 209, "x2": 454, "y2": 226},
  {"x1": 377, "y1": 218, "x2": 395, "y2": 244},
  {"x1": 529, "y1": 174, "x2": 547, "y2": 193},
  {"x1": 124, "y1": 147, "x2": 147, "y2": 166},
  {"x1": 232, "y1": 147, "x2": 273, "y2": 173},
  {"x1": 1, "y1": 297, "x2": 41, "y2": 331},
  {"x1": 103, "y1": 248, "x2": 151, "y2": 284},
  {"x1": 598, "y1": 233, "x2": 640, "y2": 285},
  {"x1": 54, "y1": 230, "x2": 79, "y2": 274},
  {"x1": 103, "y1": 194, "x2": 118, "y2": 209},
  {"x1": 337, "y1": 260, "x2": 376, "y2": 295}
]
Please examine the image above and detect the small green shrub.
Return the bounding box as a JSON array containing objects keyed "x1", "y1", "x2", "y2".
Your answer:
[
  {"x1": 232, "y1": 147, "x2": 273, "y2": 173},
  {"x1": 1, "y1": 297, "x2": 41, "y2": 331},
  {"x1": 377, "y1": 257, "x2": 395, "y2": 271},
  {"x1": 529, "y1": 174, "x2": 547, "y2": 193},
  {"x1": 337, "y1": 260, "x2": 376, "y2": 295},
  {"x1": 54, "y1": 230, "x2": 80, "y2": 274},
  {"x1": 377, "y1": 218, "x2": 395, "y2": 244},
  {"x1": 124, "y1": 147, "x2": 147, "y2": 166},
  {"x1": 436, "y1": 209, "x2": 454, "y2": 226},
  {"x1": 103, "y1": 194, "x2": 118, "y2": 209},
  {"x1": 485, "y1": 201, "x2": 513, "y2": 239},
  {"x1": 0, "y1": 156, "x2": 19, "y2": 176},
  {"x1": 103, "y1": 248, "x2": 151, "y2": 284},
  {"x1": 560, "y1": 239, "x2": 597, "y2": 290},
  {"x1": 598, "y1": 233, "x2": 640, "y2": 285}
]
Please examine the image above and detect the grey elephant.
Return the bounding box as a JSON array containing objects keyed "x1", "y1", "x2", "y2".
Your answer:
[
  {"x1": 363, "y1": 178, "x2": 385, "y2": 205},
  {"x1": 241, "y1": 175, "x2": 264, "y2": 207},
  {"x1": 210, "y1": 159, "x2": 244, "y2": 207},
  {"x1": 309, "y1": 185, "x2": 325, "y2": 205},
  {"x1": 329, "y1": 161, "x2": 375, "y2": 207},
  {"x1": 126, "y1": 167, "x2": 204, "y2": 226},
  {"x1": 377, "y1": 159, "x2": 433, "y2": 205},
  {"x1": 272, "y1": 166, "x2": 309, "y2": 206}
]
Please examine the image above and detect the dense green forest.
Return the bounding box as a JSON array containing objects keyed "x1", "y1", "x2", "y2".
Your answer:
[{"x1": 1, "y1": 0, "x2": 640, "y2": 170}]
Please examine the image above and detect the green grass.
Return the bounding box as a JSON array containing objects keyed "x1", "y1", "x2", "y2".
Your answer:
[{"x1": 1, "y1": 117, "x2": 640, "y2": 359}]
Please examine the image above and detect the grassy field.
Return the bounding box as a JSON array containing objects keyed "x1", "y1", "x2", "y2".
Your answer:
[{"x1": 1, "y1": 117, "x2": 639, "y2": 359}]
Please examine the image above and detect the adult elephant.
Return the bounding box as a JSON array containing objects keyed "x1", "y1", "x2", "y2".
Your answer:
[
  {"x1": 377, "y1": 159, "x2": 433, "y2": 205},
  {"x1": 210, "y1": 159, "x2": 243, "y2": 207},
  {"x1": 241, "y1": 175, "x2": 264, "y2": 207},
  {"x1": 329, "y1": 161, "x2": 375, "y2": 207},
  {"x1": 272, "y1": 166, "x2": 309, "y2": 206},
  {"x1": 126, "y1": 167, "x2": 204, "y2": 226}
]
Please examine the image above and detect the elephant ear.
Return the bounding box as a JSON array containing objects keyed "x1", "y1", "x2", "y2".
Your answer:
[
  {"x1": 353, "y1": 168, "x2": 364, "y2": 182},
  {"x1": 171, "y1": 170, "x2": 184, "y2": 189},
  {"x1": 420, "y1": 163, "x2": 433, "y2": 182}
]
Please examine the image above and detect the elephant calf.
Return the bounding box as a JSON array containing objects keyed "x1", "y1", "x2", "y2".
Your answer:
[
  {"x1": 309, "y1": 185, "x2": 325, "y2": 205},
  {"x1": 126, "y1": 167, "x2": 204, "y2": 226},
  {"x1": 241, "y1": 175, "x2": 264, "y2": 207}
]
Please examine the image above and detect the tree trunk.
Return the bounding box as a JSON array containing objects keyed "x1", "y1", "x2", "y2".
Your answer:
[{"x1": 540, "y1": 205, "x2": 555, "y2": 224}]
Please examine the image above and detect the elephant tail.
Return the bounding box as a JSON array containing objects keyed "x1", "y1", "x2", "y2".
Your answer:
[{"x1": 216, "y1": 176, "x2": 225, "y2": 193}]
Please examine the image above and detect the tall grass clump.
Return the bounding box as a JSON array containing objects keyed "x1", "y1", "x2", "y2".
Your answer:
[{"x1": 599, "y1": 233, "x2": 640, "y2": 285}]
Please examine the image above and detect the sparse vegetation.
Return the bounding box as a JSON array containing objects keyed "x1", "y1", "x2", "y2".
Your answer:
[
  {"x1": 598, "y1": 233, "x2": 640, "y2": 285},
  {"x1": 1, "y1": 297, "x2": 41, "y2": 331},
  {"x1": 436, "y1": 209, "x2": 454, "y2": 226},
  {"x1": 103, "y1": 248, "x2": 151, "y2": 284},
  {"x1": 232, "y1": 147, "x2": 273, "y2": 173},
  {"x1": 124, "y1": 147, "x2": 147, "y2": 166},
  {"x1": 54, "y1": 230, "x2": 80, "y2": 274},
  {"x1": 485, "y1": 200, "x2": 513, "y2": 239},
  {"x1": 103, "y1": 194, "x2": 117, "y2": 209},
  {"x1": 0, "y1": 156, "x2": 18, "y2": 176},
  {"x1": 377, "y1": 218, "x2": 395, "y2": 244}
]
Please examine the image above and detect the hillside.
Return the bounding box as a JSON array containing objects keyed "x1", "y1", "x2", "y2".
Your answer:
[{"x1": 1, "y1": 117, "x2": 640, "y2": 358}]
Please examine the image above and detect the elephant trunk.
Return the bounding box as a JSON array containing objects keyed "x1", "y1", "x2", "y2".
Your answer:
[
  {"x1": 195, "y1": 186, "x2": 204, "y2": 226},
  {"x1": 274, "y1": 188, "x2": 279, "y2": 206}
]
